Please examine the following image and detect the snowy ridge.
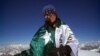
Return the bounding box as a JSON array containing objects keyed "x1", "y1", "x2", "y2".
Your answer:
[
  {"x1": 78, "y1": 49, "x2": 100, "y2": 56},
  {"x1": 0, "y1": 44, "x2": 29, "y2": 56},
  {"x1": 79, "y1": 40, "x2": 100, "y2": 53},
  {"x1": 0, "y1": 41, "x2": 100, "y2": 56}
]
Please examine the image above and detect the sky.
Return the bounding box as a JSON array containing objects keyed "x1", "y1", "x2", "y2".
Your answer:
[{"x1": 0, "y1": 0, "x2": 100, "y2": 45}]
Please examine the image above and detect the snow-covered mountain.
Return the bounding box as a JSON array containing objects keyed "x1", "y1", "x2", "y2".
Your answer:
[
  {"x1": 78, "y1": 49, "x2": 100, "y2": 56},
  {"x1": 0, "y1": 44, "x2": 29, "y2": 56},
  {"x1": 79, "y1": 41, "x2": 100, "y2": 53},
  {"x1": 0, "y1": 41, "x2": 100, "y2": 56}
]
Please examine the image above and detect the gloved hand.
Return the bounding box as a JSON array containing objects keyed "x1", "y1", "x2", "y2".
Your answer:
[{"x1": 47, "y1": 45, "x2": 72, "y2": 56}]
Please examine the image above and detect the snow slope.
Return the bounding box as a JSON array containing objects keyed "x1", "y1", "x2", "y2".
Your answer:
[
  {"x1": 78, "y1": 49, "x2": 100, "y2": 56},
  {"x1": 0, "y1": 40, "x2": 100, "y2": 56}
]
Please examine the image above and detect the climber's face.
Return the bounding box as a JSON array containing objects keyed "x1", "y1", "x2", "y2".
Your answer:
[{"x1": 44, "y1": 11, "x2": 56, "y2": 24}]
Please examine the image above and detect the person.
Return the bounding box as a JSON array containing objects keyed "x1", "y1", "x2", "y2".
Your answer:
[{"x1": 14, "y1": 4, "x2": 79, "y2": 56}]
